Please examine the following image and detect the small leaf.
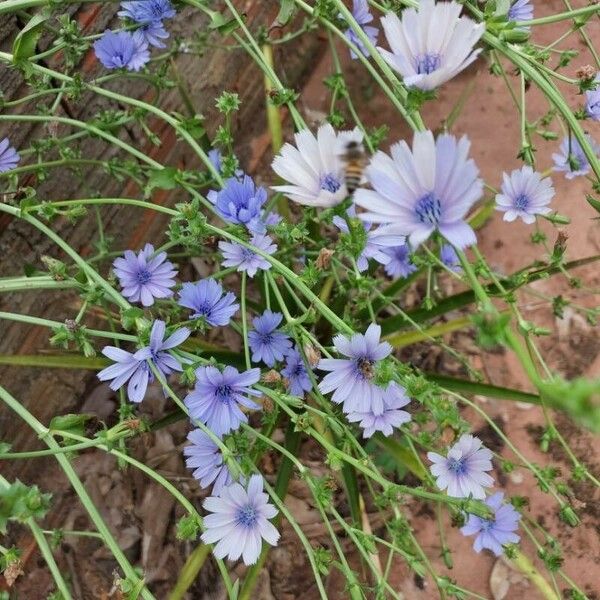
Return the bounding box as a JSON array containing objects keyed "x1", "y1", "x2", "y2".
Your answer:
[
  {"x1": 13, "y1": 13, "x2": 50, "y2": 61},
  {"x1": 274, "y1": 0, "x2": 296, "y2": 27},
  {"x1": 493, "y1": 0, "x2": 511, "y2": 17},
  {"x1": 145, "y1": 166, "x2": 180, "y2": 196},
  {"x1": 206, "y1": 9, "x2": 240, "y2": 35},
  {"x1": 49, "y1": 413, "x2": 92, "y2": 439}
]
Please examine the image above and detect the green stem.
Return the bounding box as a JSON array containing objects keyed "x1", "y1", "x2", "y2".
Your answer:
[{"x1": 0, "y1": 385, "x2": 155, "y2": 600}]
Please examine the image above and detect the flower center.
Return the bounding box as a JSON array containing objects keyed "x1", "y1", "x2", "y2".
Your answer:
[
  {"x1": 356, "y1": 357, "x2": 374, "y2": 380},
  {"x1": 415, "y1": 192, "x2": 442, "y2": 225},
  {"x1": 137, "y1": 268, "x2": 152, "y2": 285},
  {"x1": 513, "y1": 193, "x2": 529, "y2": 211},
  {"x1": 215, "y1": 384, "x2": 233, "y2": 402},
  {"x1": 240, "y1": 247, "x2": 255, "y2": 261},
  {"x1": 320, "y1": 173, "x2": 341, "y2": 194},
  {"x1": 415, "y1": 53, "x2": 441, "y2": 75},
  {"x1": 447, "y1": 457, "x2": 467, "y2": 475},
  {"x1": 479, "y1": 518, "x2": 495, "y2": 532},
  {"x1": 237, "y1": 504, "x2": 258, "y2": 528},
  {"x1": 259, "y1": 332, "x2": 274, "y2": 346}
]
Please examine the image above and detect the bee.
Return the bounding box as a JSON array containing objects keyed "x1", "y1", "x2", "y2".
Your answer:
[{"x1": 340, "y1": 139, "x2": 367, "y2": 197}]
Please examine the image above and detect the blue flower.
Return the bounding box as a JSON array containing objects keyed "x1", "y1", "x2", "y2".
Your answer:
[
  {"x1": 333, "y1": 211, "x2": 404, "y2": 272},
  {"x1": 344, "y1": 0, "x2": 378, "y2": 59},
  {"x1": 97, "y1": 320, "x2": 190, "y2": 403},
  {"x1": 137, "y1": 20, "x2": 169, "y2": 48},
  {"x1": 184, "y1": 429, "x2": 235, "y2": 495},
  {"x1": 209, "y1": 175, "x2": 268, "y2": 229},
  {"x1": 113, "y1": 243, "x2": 177, "y2": 307},
  {"x1": 378, "y1": 0, "x2": 484, "y2": 91},
  {"x1": 427, "y1": 434, "x2": 494, "y2": 499},
  {"x1": 495, "y1": 166, "x2": 555, "y2": 224},
  {"x1": 247, "y1": 310, "x2": 292, "y2": 367},
  {"x1": 97, "y1": 346, "x2": 149, "y2": 403},
  {"x1": 552, "y1": 134, "x2": 600, "y2": 179},
  {"x1": 201, "y1": 474, "x2": 279, "y2": 565},
  {"x1": 346, "y1": 381, "x2": 411, "y2": 438},
  {"x1": 440, "y1": 244, "x2": 461, "y2": 272},
  {"x1": 355, "y1": 131, "x2": 483, "y2": 249},
  {"x1": 134, "y1": 319, "x2": 191, "y2": 378},
  {"x1": 585, "y1": 75, "x2": 600, "y2": 121},
  {"x1": 0, "y1": 138, "x2": 19, "y2": 173},
  {"x1": 461, "y1": 492, "x2": 521, "y2": 556},
  {"x1": 185, "y1": 365, "x2": 261, "y2": 436},
  {"x1": 93, "y1": 30, "x2": 150, "y2": 72},
  {"x1": 118, "y1": 0, "x2": 176, "y2": 24},
  {"x1": 219, "y1": 233, "x2": 277, "y2": 278},
  {"x1": 382, "y1": 244, "x2": 417, "y2": 279},
  {"x1": 508, "y1": 0, "x2": 533, "y2": 27},
  {"x1": 178, "y1": 279, "x2": 239, "y2": 327},
  {"x1": 282, "y1": 347, "x2": 313, "y2": 397},
  {"x1": 318, "y1": 324, "x2": 392, "y2": 414}
]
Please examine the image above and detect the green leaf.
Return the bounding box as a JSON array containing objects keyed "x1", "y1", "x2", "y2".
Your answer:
[
  {"x1": 12, "y1": 12, "x2": 49, "y2": 62},
  {"x1": 206, "y1": 9, "x2": 240, "y2": 35},
  {"x1": 275, "y1": 0, "x2": 296, "y2": 26},
  {"x1": 49, "y1": 413, "x2": 92, "y2": 435},
  {"x1": 0, "y1": 480, "x2": 52, "y2": 533},
  {"x1": 144, "y1": 166, "x2": 180, "y2": 197},
  {"x1": 493, "y1": 0, "x2": 511, "y2": 17}
]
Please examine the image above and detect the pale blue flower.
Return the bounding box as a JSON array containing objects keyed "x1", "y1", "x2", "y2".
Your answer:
[
  {"x1": 178, "y1": 279, "x2": 239, "y2": 327},
  {"x1": 496, "y1": 166, "x2": 554, "y2": 224},
  {"x1": 461, "y1": 492, "x2": 521, "y2": 556},
  {"x1": 184, "y1": 429, "x2": 235, "y2": 495},
  {"x1": 97, "y1": 320, "x2": 190, "y2": 403},
  {"x1": 219, "y1": 233, "x2": 277, "y2": 278},
  {"x1": 440, "y1": 244, "x2": 461, "y2": 272},
  {"x1": 427, "y1": 434, "x2": 494, "y2": 499},
  {"x1": 113, "y1": 243, "x2": 177, "y2": 307},
  {"x1": 585, "y1": 75, "x2": 600, "y2": 121},
  {"x1": 346, "y1": 381, "x2": 411, "y2": 438},
  {"x1": 382, "y1": 244, "x2": 417, "y2": 278},
  {"x1": 94, "y1": 30, "x2": 150, "y2": 71},
  {"x1": 138, "y1": 20, "x2": 169, "y2": 48},
  {"x1": 508, "y1": 0, "x2": 533, "y2": 26},
  {"x1": 344, "y1": 0, "x2": 378, "y2": 59},
  {"x1": 333, "y1": 210, "x2": 404, "y2": 272},
  {"x1": 118, "y1": 0, "x2": 176, "y2": 23},
  {"x1": 185, "y1": 366, "x2": 261, "y2": 436},
  {"x1": 318, "y1": 324, "x2": 392, "y2": 414},
  {"x1": 552, "y1": 134, "x2": 600, "y2": 179},
  {"x1": 378, "y1": 0, "x2": 484, "y2": 91},
  {"x1": 247, "y1": 310, "x2": 292, "y2": 367},
  {"x1": 355, "y1": 131, "x2": 483, "y2": 249},
  {"x1": 201, "y1": 474, "x2": 279, "y2": 565},
  {"x1": 0, "y1": 138, "x2": 19, "y2": 173}
]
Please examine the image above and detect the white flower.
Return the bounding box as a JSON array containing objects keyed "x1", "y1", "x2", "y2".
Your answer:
[
  {"x1": 378, "y1": 0, "x2": 485, "y2": 91},
  {"x1": 271, "y1": 124, "x2": 362, "y2": 207}
]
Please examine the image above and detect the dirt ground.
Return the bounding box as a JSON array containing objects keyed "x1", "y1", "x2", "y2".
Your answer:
[{"x1": 3, "y1": 0, "x2": 600, "y2": 598}]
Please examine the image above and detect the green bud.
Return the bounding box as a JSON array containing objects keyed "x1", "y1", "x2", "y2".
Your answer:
[{"x1": 559, "y1": 505, "x2": 580, "y2": 527}]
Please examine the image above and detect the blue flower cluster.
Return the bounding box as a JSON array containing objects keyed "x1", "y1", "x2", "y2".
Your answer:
[
  {"x1": 94, "y1": 0, "x2": 176, "y2": 71},
  {"x1": 428, "y1": 434, "x2": 521, "y2": 555}
]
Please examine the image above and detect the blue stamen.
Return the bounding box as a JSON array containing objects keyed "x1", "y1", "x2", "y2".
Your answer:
[
  {"x1": 415, "y1": 192, "x2": 442, "y2": 225},
  {"x1": 320, "y1": 173, "x2": 341, "y2": 193},
  {"x1": 415, "y1": 53, "x2": 441, "y2": 75}
]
